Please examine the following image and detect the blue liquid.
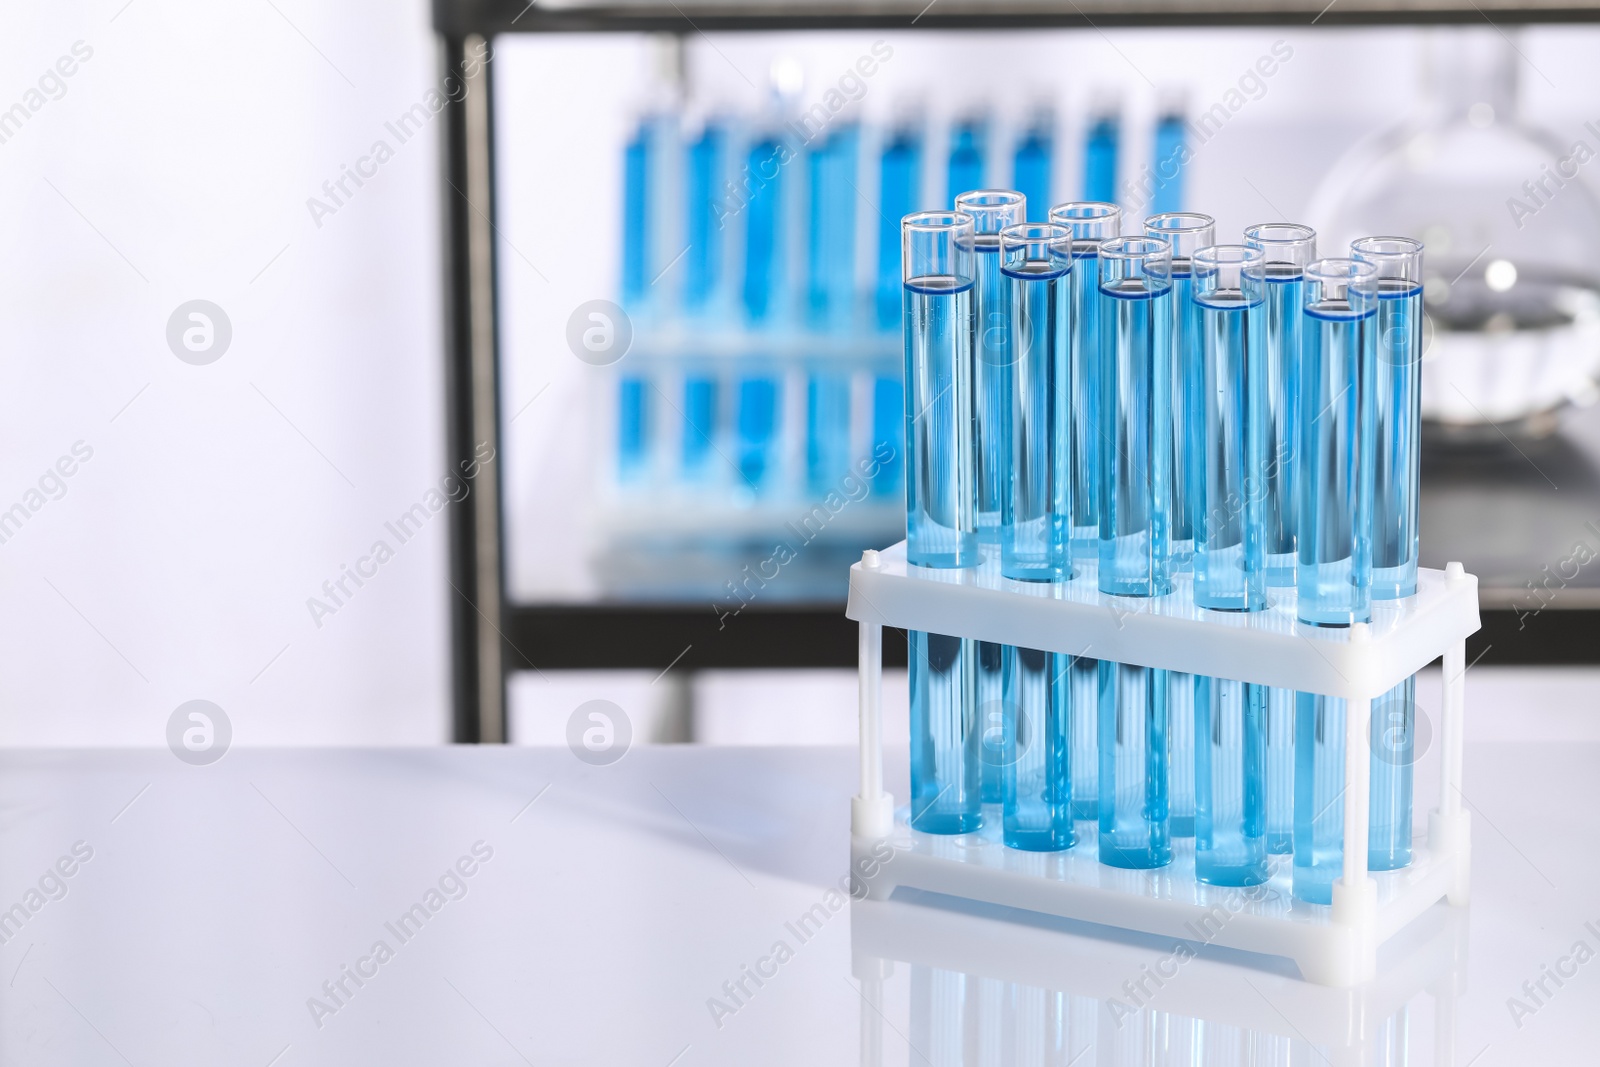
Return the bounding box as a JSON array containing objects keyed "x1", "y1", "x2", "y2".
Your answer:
[
  {"x1": 1069, "y1": 656, "x2": 1099, "y2": 819},
  {"x1": 1150, "y1": 115, "x2": 1186, "y2": 215},
  {"x1": 682, "y1": 375, "x2": 717, "y2": 481},
  {"x1": 1293, "y1": 692, "x2": 1344, "y2": 904},
  {"x1": 1297, "y1": 301, "x2": 1375, "y2": 626},
  {"x1": 806, "y1": 125, "x2": 859, "y2": 333},
  {"x1": 975, "y1": 242, "x2": 1010, "y2": 545},
  {"x1": 1083, "y1": 117, "x2": 1118, "y2": 202},
  {"x1": 870, "y1": 375, "x2": 904, "y2": 498},
  {"x1": 1369, "y1": 675, "x2": 1415, "y2": 871},
  {"x1": 1001, "y1": 259, "x2": 1071, "y2": 581},
  {"x1": 1012, "y1": 128, "x2": 1053, "y2": 222},
  {"x1": 1195, "y1": 676, "x2": 1267, "y2": 886},
  {"x1": 742, "y1": 136, "x2": 789, "y2": 327},
  {"x1": 1372, "y1": 282, "x2": 1423, "y2": 600},
  {"x1": 684, "y1": 122, "x2": 726, "y2": 316},
  {"x1": 1192, "y1": 291, "x2": 1267, "y2": 612},
  {"x1": 876, "y1": 129, "x2": 924, "y2": 332},
  {"x1": 1002, "y1": 646, "x2": 1074, "y2": 850},
  {"x1": 947, "y1": 119, "x2": 986, "y2": 201},
  {"x1": 1169, "y1": 270, "x2": 1202, "y2": 570},
  {"x1": 1264, "y1": 686, "x2": 1294, "y2": 853},
  {"x1": 806, "y1": 373, "x2": 852, "y2": 493},
  {"x1": 1098, "y1": 282, "x2": 1173, "y2": 597},
  {"x1": 618, "y1": 376, "x2": 651, "y2": 483},
  {"x1": 621, "y1": 123, "x2": 652, "y2": 308},
  {"x1": 978, "y1": 639, "x2": 1006, "y2": 804},
  {"x1": 904, "y1": 278, "x2": 978, "y2": 568},
  {"x1": 1169, "y1": 674, "x2": 1194, "y2": 837},
  {"x1": 910, "y1": 631, "x2": 981, "y2": 834},
  {"x1": 1098, "y1": 661, "x2": 1170, "y2": 868},
  {"x1": 735, "y1": 375, "x2": 779, "y2": 493},
  {"x1": 1068, "y1": 250, "x2": 1102, "y2": 555},
  {"x1": 1262, "y1": 269, "x2": 1303, "y2": 587}
]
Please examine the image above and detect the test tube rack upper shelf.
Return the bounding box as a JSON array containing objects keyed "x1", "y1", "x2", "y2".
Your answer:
[{"x1": 845, "y1": 541, "x2": 1481, "y2": 987}]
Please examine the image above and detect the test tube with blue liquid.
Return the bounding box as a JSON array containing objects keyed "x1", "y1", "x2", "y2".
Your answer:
[
  {"x1": 1352, "y1": 236, "x2": 1423, "y2": 872},
  {"x1": 1048, "y1": 200, "x2": 1122, "y2": 820},
  {"x1": 805, "y1": 123, "x2": 861, "y2": 495},
  {"x1": 1143, "y1": 212, "x2": 1213, "y2": 838},
  {"x1": 1293, "y1": 257, "x2": 1378, "y2": 905},
  {"x1": 1352, "y1": 236, "x2": 1423, "y2": 601},
  {"x1": 998, "y1": 222, "x2": 1075, "y2": 851},
  {"x1": 1011, "y1": 109, "x2": 1054, "y2": 222},
  {"x1": 1097, "y1": 235, "x2": 1173, "y2": 869},
  {"x1": 1150, "y1": 94, "x2": 1187, "y2": 216},
  {"x1": 903, "y1": 211, "x2": 980, "y2": 833},
  {"x1": 947, "y1": 115, "x2": 988, "y2": 202},
  {"x1": 736, "y1": 128, "x2": 793, "y2": 495},
  {"x1": 1191, "y1": 244, "x2": 1268, "y2": 886},
  {"x1": 1244, "y1": 222, "x2": 1317, "y2": 854},
  {"x1": 681, "y1": 115, "x2": 730, "y2": 486},
  {"x1": 955, "y1": 189, "x2": 1027, "y2": 803},
  {"x1": 1082, "y1": 97, "x2": 1119, "y2": 203},
  {"x1": 871, "y1": 121, "x2": 924, "y2": 498},
  {"x1": 617, "y1": 113, "x2": 667, "y2": 485}
]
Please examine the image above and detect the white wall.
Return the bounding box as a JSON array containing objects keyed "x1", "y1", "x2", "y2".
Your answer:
[{"x1": 0, "y1": 0, "x2": 449, "y2": 743}]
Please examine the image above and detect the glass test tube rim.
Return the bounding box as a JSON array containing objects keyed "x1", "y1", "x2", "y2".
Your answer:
[
  {"x1": 1000, "y1": 221, "x2": 1074, "y2": 269},
  {"x1": 954, "y1": 189, "x2": 1028, "y2": 237},
  {"x1": 1193, "y1": 243, "x2": 1267, "y2": 299},
  {"x1": 1050, "y1": 202, "x2": 1123, "y2": 256},
  {"x1": 1244, "y1": 221, "x2": 1318, "y2": 263},
  {"x1": 1306, "y1": 256, "x2": 1381, "y2": 304},
  {"x1": 1098, "y1": 235, "x2": 1174, "y2": 290},
  {"x1": 901, "y1": 211, "x2": 977, "y2": 286},
  {"x1": 1350, "y1": 235, "x2": 1425, "y2": 280},
  {"x1": 1144, "y1": 211, "x2": 1218, "y2": 264}
]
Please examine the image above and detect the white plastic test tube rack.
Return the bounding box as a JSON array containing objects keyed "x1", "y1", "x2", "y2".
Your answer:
[{"x1": 847, "y1": 542, "x2": 1480, "y2": 986}]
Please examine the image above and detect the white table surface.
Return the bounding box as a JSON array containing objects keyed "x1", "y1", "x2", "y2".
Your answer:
[{"x1": 0, "y1": 739, "x2": 1593, "y2": 1066}]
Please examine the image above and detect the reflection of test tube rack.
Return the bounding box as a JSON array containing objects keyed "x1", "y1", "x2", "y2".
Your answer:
[
  {"x1": 846, "y1": 544, "x2": 1478, "y2": 987},
  {"x1": 850, "y1": 889, "x2": 1469, "y2": 1066}
]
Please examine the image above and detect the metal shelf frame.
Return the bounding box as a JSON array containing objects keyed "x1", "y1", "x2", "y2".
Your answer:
[{"x1": 432, "y1": 0, "x2": 1600, "y2": 741}]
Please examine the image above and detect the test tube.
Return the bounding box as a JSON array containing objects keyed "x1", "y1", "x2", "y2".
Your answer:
[
  {"x1": 617, "y1": 114, "x2": 663, "y2": 486},
  {"x1": 1143, "y1": 212, "x2": 1214, "y2": 571},
  {"x1": 1082, "y1": 99, "x2": 1119, "y2": 203},
  {"x1": 903, "y1": 211, "x2": 980, "y2": 834},
  {"x1": 1191, "y1": 245, "x2": 1268, "y2": 613},
  {"x1": 1002, "y1": 645, "x2": 1074, "y2": 850},
  {"x1": 1244, "y1": 222, "x2": 1317, "y2": 855},
  {"x1": 1012, "y1": 109, "x2": 1054, "y2": 222},
  {"x1": 736, "y1": 130, "x2": 793, "y2": 494},
  {"x1": 947, "y1": 115, "x2": 988, "y2": 202},
  {"x1": 1351, "y1": 236, "x2": 1424, "y2": 601},
  {"x1": 1368, "y1": 674, "x2": 1417, "y2": 871},
  {"x1": 1150, "y1": 95, "x2": 1187, "y2": 215},
  {"x1": 997, "y1": 223, "x2": 1075, "y2": 852},
  {"x1": 1297, "y1": 258, "x2": 1378, "y2": 627},
  {"x1": 1191, "y1": 245, "x2": 1269, "y2": 886},
  {"x1": 1049, "y1": 202, "x2": 1120, "y2": 821},
  {"x1": 871, "y1": 121, "x2": 924, "y2": 499},
  {"x1": 955, "y1": 190, "x2": 1027, "y2": 804},
  {"x1": 902, "y1": 211, "x2": 978, "y2": 568},
  {"x1": 805, "y1": 123, "x2": 861, "y2": 495},
  {"x1": 999, "y1": 222, "x2": 1073, "y2": 582},
  {"x1": 1145, "y1": 213, "x2": 1212, "y2": 837},
  {"x1": 1097, "y1": 236, "x2": 1173, "y2": 869},
  {"x1": 681, "y1": 117, "x2": 729, "y2": 486}
]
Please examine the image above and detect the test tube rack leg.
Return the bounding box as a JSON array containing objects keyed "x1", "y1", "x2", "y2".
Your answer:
[{"x1": 847, "y1": 543, "x2": 1478, "y2": 987}]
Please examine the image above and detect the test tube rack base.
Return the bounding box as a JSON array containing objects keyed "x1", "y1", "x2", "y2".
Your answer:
[{"x1": 846, "y1": 541, "x2": 1479, "y2": 987}]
